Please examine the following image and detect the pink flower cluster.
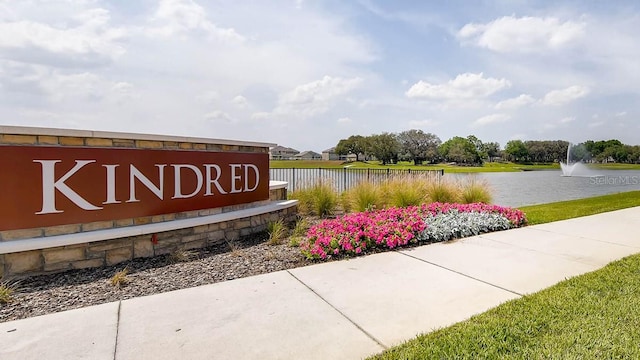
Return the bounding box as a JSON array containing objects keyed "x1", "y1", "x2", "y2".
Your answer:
[{"x1": 300, "y1": 202, "x2": 527, "y2": 260}]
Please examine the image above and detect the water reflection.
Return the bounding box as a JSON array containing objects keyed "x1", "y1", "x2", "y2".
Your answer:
[{"x1": 452, "y1": 170, "x2": 640, "y2": 207}]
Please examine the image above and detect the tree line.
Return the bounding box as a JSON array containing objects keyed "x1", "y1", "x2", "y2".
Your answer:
[{"x1": 335, "y1": 130, "x2": 640, "y2": 165}]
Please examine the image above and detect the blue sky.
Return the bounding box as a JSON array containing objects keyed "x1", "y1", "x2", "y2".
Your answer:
[{"x1": 1, "y1": 0, "x2": 639, "y2": 152}]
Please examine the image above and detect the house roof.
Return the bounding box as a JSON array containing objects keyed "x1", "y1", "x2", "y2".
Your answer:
[
  {"x1": 295, "y1": 150, "x2": 321, "y2": 157},
  {"x1": 270, "y1": 145, "x2": 299, "y2": 153},
  {"x1": 322, "y1": 146, "x2": 336, "y2": 153}
]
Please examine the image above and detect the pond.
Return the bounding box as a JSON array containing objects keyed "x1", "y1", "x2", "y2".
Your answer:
[{"x1": 454, "y1": 170, "x2": 640, "y2": 207}]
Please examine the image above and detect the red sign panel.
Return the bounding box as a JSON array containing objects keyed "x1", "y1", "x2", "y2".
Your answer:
[{"x1": 0, "y1": 146, "x2": 269, "y2": 231}]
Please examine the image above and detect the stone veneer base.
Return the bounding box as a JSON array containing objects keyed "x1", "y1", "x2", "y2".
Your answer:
[
  {"x1": 0, "y1": 199, "x2": 298, "y2": 278},
  {"x1": 0, "y1": 126, "x2": 296, "y2": 278}
]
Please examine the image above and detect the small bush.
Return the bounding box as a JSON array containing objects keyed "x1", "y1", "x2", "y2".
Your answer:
[
  {"x1": 289, "y1": 236, "x2": 303, "y2": 247},
  {"x1": 460, "y1": 177, "x2": 493, "y2": 204},
  {"x1": 168, "y1": 249, "x2": 196, "y2": 264},
  {"x1": 267, "y1": 219, "x2": 287, "y2": 245},
  {"x1": 110, "y1": 268, "x2": 130, "y2": 288},
  {"x1": 292, "y1": 217, "x2": 310, "y2": 237},
  {"x1": 225, "y1": 237, "x2": 243, "y2": 257},
  {"x1": 0, "y1": 280, "x2": 19, "y2": 304},
  {"x1": 427, "y1": 179, "x2": 461, "y2": 204}
]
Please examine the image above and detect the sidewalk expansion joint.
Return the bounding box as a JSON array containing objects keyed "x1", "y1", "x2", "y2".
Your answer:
[
  {"x1": 396, "y1": 251, "x2": 523, "y2": 297},
  {"x1": 286, "y1": 270, "x2": 388, "y2": 350},
  {"x1": 112, "y1": 301, "x2": 122, "y2": 360}
]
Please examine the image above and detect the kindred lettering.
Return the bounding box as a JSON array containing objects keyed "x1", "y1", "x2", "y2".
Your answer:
[{"x1": 33, "y1": 160, "x2": 261, "y2": 215}]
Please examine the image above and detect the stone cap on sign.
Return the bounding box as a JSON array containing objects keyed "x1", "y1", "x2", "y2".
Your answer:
[{"x1": 0, "y1": 125, "x2": 276, "y2": 148}]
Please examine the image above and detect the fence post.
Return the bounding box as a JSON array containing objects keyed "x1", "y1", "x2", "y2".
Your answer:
[
  {"x1": 343, "y1": 167, "x2": 347, "y2": 193},
  {"x1": 292, "y1": 168, "x2": 296, "y2": 192}
]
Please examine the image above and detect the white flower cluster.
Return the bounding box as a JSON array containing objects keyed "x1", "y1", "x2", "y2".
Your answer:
[{"x1": 417, "y1": 209, "x2": 513, "y2": 242}]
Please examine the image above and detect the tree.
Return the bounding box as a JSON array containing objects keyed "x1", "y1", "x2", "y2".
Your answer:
[
  {"x1": 397, "y1": 129, "x2": 441, "y2": 165},
  {"x1": 467, "y1": 135, "x2": 486, "y2": 161},
  {"x1": 504, "y1": 140, "x2": 529, "y2": 163},
  {"x1": 438, "y1": 136, "x2": 480, "y2": 164},
  {"x1": 369, "y1": 132, "x2": 400, "y2": 165},
  {"x1": 335, "y1": 135, "x2": 366, "y2": 161},
  {"x1": 483, "y1": 142, "x2": 500, "y2": 162}
]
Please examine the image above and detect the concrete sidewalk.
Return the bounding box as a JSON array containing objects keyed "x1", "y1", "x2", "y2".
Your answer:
[{"x1": 2, "y1": 207, "x2": 640, "y2": 360}]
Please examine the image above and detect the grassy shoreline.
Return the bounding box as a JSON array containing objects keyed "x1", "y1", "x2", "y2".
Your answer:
[
  {"x1": 270, "y1": 160, "x2": 640, "y2": 173},
  {"x1": 368, "y1": 191, "x2": 640, "y2": 359},
  {"x1": 519, "y1": 191, "x2": 640, "y2": 224}
]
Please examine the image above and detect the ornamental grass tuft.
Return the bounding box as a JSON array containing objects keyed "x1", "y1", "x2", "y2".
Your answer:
[
  {"x1": 343, "y1": 181, "x2": 383, "y2": 212},
  {"x1": 0, "y1": 280, "x2": 19, "y2": 304},
  {"x1": 427, "y1": 179, "x2": 461, "y2": 204},
  {"x1": 267, "y1": 219, "x2": 287, "y2": 245},
  {"x1": 290, "y1": 180, "x2": 338, "y2": 217},
  {"x1": 383, "y1": 176, "x2": 430, "y2": 208},
  {"x1": 460, "y1": 177, "x2": 492, "y2": 204}
]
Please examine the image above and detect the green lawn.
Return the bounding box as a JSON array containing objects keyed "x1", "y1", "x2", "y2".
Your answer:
[
  {"x1": 519, "y1": 191, "x2": 640, "y2": 225},
  {"x1": 368, "y1": 191, "x2": 640, "y2": 359},
  {"x1": 370, "y1": 253, "x2": 640, "y2": 359}
]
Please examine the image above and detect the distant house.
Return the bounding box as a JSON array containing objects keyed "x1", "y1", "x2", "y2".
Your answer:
[
  {"x1": 294, "y1": 150, "x2": 322, "y2": 160},
  {"x1": 322, "y1": 147, "x2": 345, "y2": 161},
  {"x1": 270, "y1": 146, "x2": 299, "y2": 160}
]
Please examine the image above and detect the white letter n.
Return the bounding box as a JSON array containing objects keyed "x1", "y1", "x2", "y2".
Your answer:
[{"x1": 34, "y1": 160, "x2": 103, "y2": 214}]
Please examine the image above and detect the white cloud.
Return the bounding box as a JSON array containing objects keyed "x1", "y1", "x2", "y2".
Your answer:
[
  {"x1": 458, "y1": 16, "x2": 585, "y2": 53},
  {"x1": 232, "y1": 95, "x2": 248, "y2": 108},
  {"x1": 540, "y1": 85, "x2": 589, "y2": 106},
  {"x1": 615, "y1": 111, "x2": 627, "y2": 117},
  {"x1": 273, "y1": 75, "x2": 362, "y2": 118},
  {"x1": 560, "y1": 116, "x2": 575, "y2": 124},
  {"x1": 197, "y1": 90, "x2": 219, "y2": 104},
  {"x1": 204, "y1": 110, "x2": 235, "y2": 123},
  {"x1": 408, "y1": 119, "x2": 437, "y2": 128},
  {"x1": 495, "y1": 94, "x2": 536, "y2": 110},
  {"x1": 251, "y1": 112, "x2": 270, "y2": 120},
  {"x1": 0, "y1": 9, "x2": 126, "y2": 68},
  {"x1": 337, "y1": 116, "x2": 352, "y2": 124},
  {"x1": 588, "y1": 121, "x2": 604, "y2": 128},
  {"x1": 406, "y1": 72, "x2": 510, "y2": 101},
  {"x1": 472, "y1": 113, "x2": 510, "y2": 127},
  {"x1": 146, "y1": 0, "x2": 244, "y2": 41}
]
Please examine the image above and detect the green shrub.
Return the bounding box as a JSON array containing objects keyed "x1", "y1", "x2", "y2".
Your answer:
[{"x1": 460, "y1": 177, "x2": 493, "y2": 204}]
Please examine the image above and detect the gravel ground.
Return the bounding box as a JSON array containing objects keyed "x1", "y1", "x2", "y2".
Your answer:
[{"x1": 0, "y1": 233, "x2": 313, "y2": 323}]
